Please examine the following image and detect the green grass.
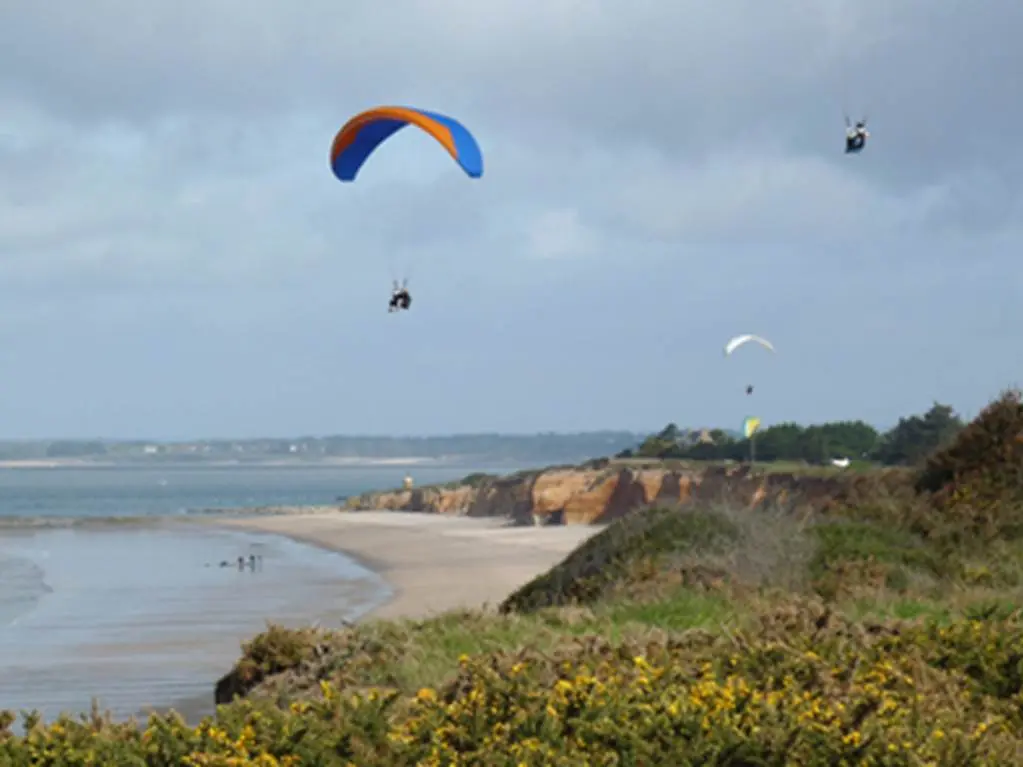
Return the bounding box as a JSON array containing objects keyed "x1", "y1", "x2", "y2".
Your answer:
[
  {"x1": 807, "y1": 520, "x2": 949, "y2": 579},
  {"x1": 601, "y1": 589, "x2": 737, "y2": 631},
  {"x1": 237, "y1": 584, "x2": 745, "y2": 705}
]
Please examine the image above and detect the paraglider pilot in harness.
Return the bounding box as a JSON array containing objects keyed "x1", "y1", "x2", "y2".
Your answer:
[
  {"x1": 388, "y1": 279, "x2": 411, "y2": 312},
  {"x1": 845, "y1": 117, "x2": 869, "y2": 154}
]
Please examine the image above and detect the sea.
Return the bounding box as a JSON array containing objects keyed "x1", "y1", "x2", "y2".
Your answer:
[{"x1": 0, "y1": 463, "x2": 506, "y2": 725}]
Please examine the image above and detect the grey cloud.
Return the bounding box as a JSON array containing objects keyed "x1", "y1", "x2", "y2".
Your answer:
[
  {"x1": 3, "y1": 1, "x2": 1019, "y2": 211},
  {"x1": 0, "y1": 2, "x2": 1020, "y2": 437}
]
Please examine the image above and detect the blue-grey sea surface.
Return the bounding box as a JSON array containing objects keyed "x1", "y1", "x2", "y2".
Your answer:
[
  {"x1": 0, "y1": 464, "x2": 502, "y2": 724},
  {"x1": 0, "y1": 464, "x2": 504, "y2": 520}
]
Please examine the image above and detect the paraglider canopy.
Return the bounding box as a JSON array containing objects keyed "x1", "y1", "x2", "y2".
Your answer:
[
  {"x1": 330, "y1": 106, "x2": 484, "y2": 182},
  {"x1": 724, "y1": 334, "x2": 775, "y2": 356}
]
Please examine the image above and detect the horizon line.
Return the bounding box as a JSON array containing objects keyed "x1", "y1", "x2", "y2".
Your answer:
[{"x1": 0, "y1": 429, "x2": 654, "y2": 444}]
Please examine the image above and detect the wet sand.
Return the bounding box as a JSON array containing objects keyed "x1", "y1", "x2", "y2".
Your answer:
[
  {"x1": 214, "y1": 512, "x2": 604, "y2": 620},
  {"x1": 0, "y1": 523, "x2": 389, "y2": 725}
]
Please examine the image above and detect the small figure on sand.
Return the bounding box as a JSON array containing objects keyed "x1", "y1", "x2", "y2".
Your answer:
[{"x1": 209, "y1": 555, "x2": 262, "y2": 571}]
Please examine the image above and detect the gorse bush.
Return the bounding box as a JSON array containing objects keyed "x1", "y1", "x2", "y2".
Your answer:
[
  {"x1": 910, "y1": 389, "x2": 1023, "y2": 544},
  {"x1": 4, "y1": 606, "x2": 1023, "y2": 765},
  {"x1": 916, "y1": 390, "x2": 1023, "y2": 499}
]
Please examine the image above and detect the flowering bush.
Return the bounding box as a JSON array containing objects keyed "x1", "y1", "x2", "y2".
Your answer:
[{"x1": 4, "y1": 605, "x2": 1023, "y2": 765}]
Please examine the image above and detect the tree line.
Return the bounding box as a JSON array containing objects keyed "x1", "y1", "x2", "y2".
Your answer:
[{"x1": 618, "y1": 403, "x2": 964, "y2": 466}]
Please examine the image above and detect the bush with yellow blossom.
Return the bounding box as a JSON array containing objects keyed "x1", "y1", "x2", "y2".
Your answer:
[{"x1": 5, "y1": 602, "x2": 1023, "y2": 765}]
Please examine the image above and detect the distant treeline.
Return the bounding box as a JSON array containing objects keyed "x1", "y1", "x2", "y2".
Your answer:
[
  {"x1": 619, "y1": 403, "x2": 964, "y2": 466},
  {"x1": 0, "y1": 432, "x2": 644, "y2": 464}
]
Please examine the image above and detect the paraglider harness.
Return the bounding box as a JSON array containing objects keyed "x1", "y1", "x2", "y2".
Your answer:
[
  {"x1": 389, "y1": 280, "x2": 411, "y2": 312},
  {"x1": 845, "y1": 117, "x2": 869, "y2": 154}
]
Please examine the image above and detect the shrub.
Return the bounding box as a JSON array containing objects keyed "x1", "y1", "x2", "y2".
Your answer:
[
  {"x1": 500, "y1": 505, "x2": 739, "y2": 614},
  {"x1": 913, "y1": 390, "x2": 1023, "y2": 544},
  {"x1": 5, "y1": 607, "x2": 1023, "y2": 765}
]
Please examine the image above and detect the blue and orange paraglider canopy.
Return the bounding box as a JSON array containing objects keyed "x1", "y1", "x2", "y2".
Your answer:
[{"x1": 330, "y1": 106, "x2": 483, "y2": 182}]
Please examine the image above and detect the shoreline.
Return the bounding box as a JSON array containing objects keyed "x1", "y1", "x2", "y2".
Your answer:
[
  {"x1": 0, "y1": 505, "x2": 344, "y2": 530},
  {"x1": 0, "y1": 511, "x2": 600, "y2": 724},
  {"x1": 211, "y1": 512, "x2": 603, "y2": 621},
  {"x1": 0, "y1": 520, "x2": 389, "y2": 727},
  {"x1": 0, "y1": 507, "x2": 602, "y2": 620}
]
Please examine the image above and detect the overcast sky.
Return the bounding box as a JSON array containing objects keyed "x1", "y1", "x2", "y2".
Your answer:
[{"x1": 0, "y1": 1, "x2": 1019, "y2": 439}]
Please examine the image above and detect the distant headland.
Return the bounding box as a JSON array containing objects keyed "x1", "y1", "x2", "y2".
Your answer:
[{"x1": 0, "y1": 431, "x2": 644, "y2": 468}]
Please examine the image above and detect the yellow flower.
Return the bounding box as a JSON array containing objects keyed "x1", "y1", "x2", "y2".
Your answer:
[
  {"x1": 416, "y1": 687, "x2": 438, "y2": 702},
  {"x1": 319, "y1": 680, "x2": 337, "y2": 701}
]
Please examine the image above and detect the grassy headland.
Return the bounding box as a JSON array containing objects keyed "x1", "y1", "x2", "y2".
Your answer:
[{"x1": 6, "y1": 392, "x2": 1023, "y2": 764}]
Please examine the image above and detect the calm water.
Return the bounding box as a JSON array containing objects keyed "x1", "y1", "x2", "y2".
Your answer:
[
  {"x1": 0, "y1": 463, "x2": 506, "y2": 520},
  {"x1": 0, "y1": 464, "x2": 504, "y2": 723}
]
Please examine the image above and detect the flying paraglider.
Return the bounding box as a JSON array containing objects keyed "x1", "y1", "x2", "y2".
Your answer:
[
  {"x1": 329, "y1": 106, "x2": 483, "y2": 314},
  {"x1": 724, "y1": 335, "x2": 774, "y2": 397},
  {"x1": 329, "y1": 106, "x2": 484, "y2": 182},
  {"x1": 845, "y1": 116, "x2": 869, "y2": 154},
  {"x1": 389, "y1": 279, "x2": 411, "y2": 313},
  {"x1": 723, "y1": 334, "x2": 775, "y2": 356}
]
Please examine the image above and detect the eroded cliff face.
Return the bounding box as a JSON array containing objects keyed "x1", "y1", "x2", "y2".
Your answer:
[{"x1": 343, "y1": 461, "x2": 857, "y2": 525}]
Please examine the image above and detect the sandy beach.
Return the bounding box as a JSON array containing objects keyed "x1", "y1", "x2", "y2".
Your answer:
[{"x1": 214, "y1": 512, "x2": 604, "y2": 620}]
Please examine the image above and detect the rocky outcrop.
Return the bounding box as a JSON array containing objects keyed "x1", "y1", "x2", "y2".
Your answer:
[{"x1": 344, "y1": 460, "x2": 870, "y2": 525}]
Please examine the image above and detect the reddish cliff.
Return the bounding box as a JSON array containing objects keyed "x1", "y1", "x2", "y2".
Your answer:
[{"x1": 343, "y1": 461, "x2": 863, "y2": 525}]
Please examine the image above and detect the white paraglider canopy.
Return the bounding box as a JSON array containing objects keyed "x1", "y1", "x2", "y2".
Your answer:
[{"x1": 723, "y1": 334, "x2": 775, "y2": 356}]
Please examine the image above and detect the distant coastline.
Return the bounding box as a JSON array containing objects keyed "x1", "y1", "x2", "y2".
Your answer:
[
  {"x1": 0, "y1": 456, "x2": 455, "y2": 470},
  {"x1": 0, "y1": 431, "x2": 644, "y2": 468}
]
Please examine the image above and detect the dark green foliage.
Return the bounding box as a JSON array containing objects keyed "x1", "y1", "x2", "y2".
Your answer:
[
  {"x1": 875, "y1": 403, "x2": 964, "y2": 466},
  {"x1": 626, "y1": 402, "x2": 964, "y2": 466},
  {"x1": 807, "y1": 520, "x2": 948, "y2": 584},
  {"x1": 500, "y1": 506, "x2": 739, "y2": 613},
  {"x1": 916, "y1": 390, "x2": 1023, "y2": 498}
]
